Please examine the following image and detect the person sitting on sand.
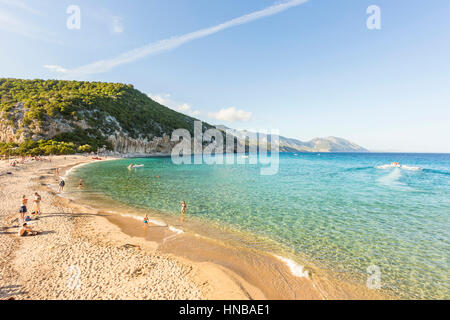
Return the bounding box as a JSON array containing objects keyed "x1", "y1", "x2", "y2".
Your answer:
[
  {"x1": 19, "y1": 195, "x2": 28, "y2": 221},
  {"x1": 18, "y1": 223, "x2": 38, "y2": 237},
  {"x1": 32, "y1": 192, "x2": 41, "y2": 216},
  {"x1": 58, "y1": 179, "x2": 65, "y2": 193}
]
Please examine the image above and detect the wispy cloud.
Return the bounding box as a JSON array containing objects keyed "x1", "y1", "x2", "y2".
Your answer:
[
  {"x1": 46, "y1": 0, "x2": 308, "y2": 76},
  {"x1": 148, "y1": 93, "x2": 201, "y2": 117},
  {"x1": 43, "y1": 65, "x2": 68, "y2": 73},
  {"x1": 0, "y1": 0, "x2": 40, "y2": 14},
  {"x1": 209, "y1": 107, "x2": 252, "y2": 123},
  {"x1": 0, "y1": 10, "x2": 61, "y2": 44}
]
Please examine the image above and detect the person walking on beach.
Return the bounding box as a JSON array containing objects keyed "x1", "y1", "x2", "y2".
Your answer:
[
  {"x1": 19, "y1": 195, "x2": 28, "y2": 221},
  {"x1": 58, "y1": 179, "x2": 65, "y2": 193},
  {"x1": 144, "y1": 214, "x2": 149, "y2": 227},
  {"x1": 180, "y1": 201, "x2": 187, "y2": 223},
  {"x1": 32, "y1": 192, "x2": 41, "y2": 216}
]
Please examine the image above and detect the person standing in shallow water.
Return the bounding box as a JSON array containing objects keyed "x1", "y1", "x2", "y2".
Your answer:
[
  {"x1": 58, "y1": 179, "x2": 65, "y2": 193},
  {"x1": 78, "y1": 179, "x2": 83, "y2": 190},
  {"x1": 180, "y1": 201, "x2": 187, "y2": 223}
]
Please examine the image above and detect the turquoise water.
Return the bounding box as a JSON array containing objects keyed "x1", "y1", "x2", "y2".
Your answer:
[{"x1": 71, "y1": 153, "x2": 450, "y2": 299}]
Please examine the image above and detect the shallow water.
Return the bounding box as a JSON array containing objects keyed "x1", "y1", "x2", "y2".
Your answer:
[{"x1": 70, "y1": 153, "x2": 450, "y2": 299}]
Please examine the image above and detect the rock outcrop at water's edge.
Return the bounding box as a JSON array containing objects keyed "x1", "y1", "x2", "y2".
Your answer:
[{"x1": 107, "y1": 133, "x2": 175, "y2": 155}]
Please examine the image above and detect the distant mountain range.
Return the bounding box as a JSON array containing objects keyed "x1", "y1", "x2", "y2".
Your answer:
[{"x1": 216, "y1": 126, "x2": 369, "y2": 153}]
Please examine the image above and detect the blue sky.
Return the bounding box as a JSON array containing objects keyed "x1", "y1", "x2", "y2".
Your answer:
[{"x1": 1, "y1": 0, "x2": 449, "y2": 152}]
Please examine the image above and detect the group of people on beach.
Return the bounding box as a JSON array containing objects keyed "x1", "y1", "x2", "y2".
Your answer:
[
  {"x1": 8, "y1": 155, "x2": 47, "y2": 167},
  {"x1": 13, "y1": 164, "x2": 79, "y2": 238},
  {"x1": 17, "y1": 192, "x2": 42, "y2": 237}
]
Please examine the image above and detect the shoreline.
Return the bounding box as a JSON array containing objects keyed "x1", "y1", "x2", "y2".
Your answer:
[
  {"x1": 0, "y1": 156, "x2": 393, "y2": 300},
  {"x1": 64, "y1": 158, "x2": 394, "y2": 300}
]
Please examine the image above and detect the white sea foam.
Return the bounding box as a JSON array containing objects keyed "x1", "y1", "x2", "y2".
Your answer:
[
  {"x1": 400, "y1": 165, "x2": 422, "y2": 171},
  {"x1": 274, "y1": 255, "x2": 310, "y2": 278},
  {"x1": 120, "y1": 214, "x2": 182, "y2": 235},
  {"x1": 64, "y1": 161, "x2": 91, "y2": 178},
  {"x1": 375, "y1": 164, "x2": 395, "y2": 169},
  {"x1": 120, "y1": 213, "x2": 167, "y2": 227},
  {"x1": 375, "y1": 164, "x2": 422, "y2": 171},
  {"x1": 150, "y1": 219, "x2": 167, "y2": 227},
  {"x1": 65, "y1": 158, "x2": 116, "y2": 178},
  {"x1": 169, "y1": 226, "x2": 184, "y2": 234}
]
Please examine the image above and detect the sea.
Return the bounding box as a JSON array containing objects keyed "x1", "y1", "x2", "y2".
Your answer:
[{"x1": 68, "y1": 152, "x2": 450, "y2": 299}]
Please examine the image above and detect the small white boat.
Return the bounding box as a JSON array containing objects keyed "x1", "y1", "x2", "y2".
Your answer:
[{"x1": 132, "y1": 164, "x2": 144, "y2": 168}]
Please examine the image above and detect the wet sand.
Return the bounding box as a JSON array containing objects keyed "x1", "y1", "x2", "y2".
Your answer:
[{"x1": 105, "y1": 213, "x2": 393, "y2": 300}]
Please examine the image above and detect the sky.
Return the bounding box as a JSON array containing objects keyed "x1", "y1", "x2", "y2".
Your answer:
[{"x1": 0, "y1": 0, "x2": 449, "y2": 153}]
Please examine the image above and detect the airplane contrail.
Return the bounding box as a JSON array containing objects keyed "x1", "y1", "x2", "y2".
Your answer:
[{"x1": 46, "y1": 0, "x2": 308, "y2": 76}]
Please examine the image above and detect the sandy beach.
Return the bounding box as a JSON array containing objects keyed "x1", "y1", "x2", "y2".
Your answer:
[{"x1": 0, "y1": 156, "x2": 391, "y2": 300}]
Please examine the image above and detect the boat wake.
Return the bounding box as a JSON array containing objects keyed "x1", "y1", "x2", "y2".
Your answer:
[
  {"x1": 377, "y1": 167, "x2": 403, "y2": 187},
  {"x1": 375, "y1": 164, "x2": 422, "y2": 171}
]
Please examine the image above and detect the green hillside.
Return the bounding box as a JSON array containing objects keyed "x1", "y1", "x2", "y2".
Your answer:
[{"x1": 0, "y1": 78, "x2": 208, "y2": 155}]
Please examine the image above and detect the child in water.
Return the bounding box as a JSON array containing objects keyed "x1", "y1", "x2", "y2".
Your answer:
[{"x1": 144, "y1": 214, "x2": 149, "y2": 225}]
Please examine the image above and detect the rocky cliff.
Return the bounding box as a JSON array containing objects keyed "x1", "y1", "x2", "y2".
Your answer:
[{"x1": 0, "y1": 78, "x2": 211, "y2": 155}]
